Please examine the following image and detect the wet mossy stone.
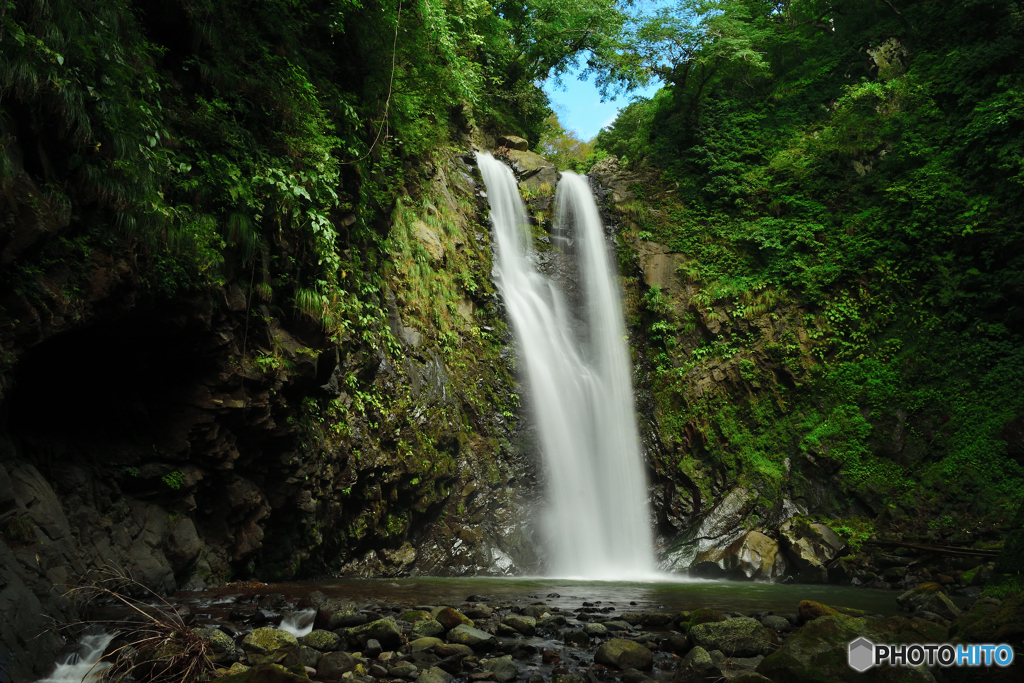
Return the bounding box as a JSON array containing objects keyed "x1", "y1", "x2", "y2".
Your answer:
[
  {"x1": 594, "y1": 638, "x2": 654, "y2": 671},
  {"x1": 689, "y1": 617, "x2": 778, "y2": 658},
  {"x1": 502, "y1": 614, "x2": 536, "y2": 636},
  {"x1": 412, "y1": 619, "x2": 446, "y2": 639},
  {"x1": 317, "y1": 652, "x2": 356, "y2": 679},
  {"x1": 347, "y1": 617, "x2": 402, "y2": 648},
  {"x1": 481, "y1": 654, "x2": 519, "y2": 682},
  {"x1": 435, "y1": 607, "x2": 474, "y2": 631},
  {"x1": 673, "y1": 645, "x2": 719, "y2": 683},
  {"x1": 797, "y1": 600, "x2": 836, "y2": 623},
  {"x1": 621, "y1": 612, "x2": 674, "y2": 627},
  {"x1": 401, "y1": 610, "x2": 433, "y2": 623},
  {"x1": 446, "y1": 624, "x2": 498, "y2": 651},
  {"x1": 686, "y1": 608, "x2": 726, "y2": 633},
  {"x1": 756, "y1": 613, "x2": 946, "y2": 682},
  {"x1": 300, "y1": 629, "x2": 341, "y2": 652},
  {"x1": 316, "y1": 600, "x2": 365, "y2": 630},
  {"x1": 242, "y1": 627, "x2": 299, "y2": 665},
  {"x1": 217, "y1": 663, "x2": 309, "y2": 683},
  {"x1": 195, "y1": 627, "x2": 236, "y2": 663},
  {"x1": 410, "y1": 637, "x2": 443, "y2": 652},
  {"x1": 435, "y1": 643, "x2": 475, "y2": 657},
  {"x1": 957, "y1": 590, "x2": 1024, "y2": 651},
  {"x1": 564, "y1": 630, "x2": 590, "y2": 647},
  {"x1": 417, "y1": 666, "x2": 453, "y2": 683}
]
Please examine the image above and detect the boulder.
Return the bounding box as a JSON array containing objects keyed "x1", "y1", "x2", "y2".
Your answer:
[
  {"x1": 522, "y1": 605, "x2": 551, "y2": 619},
  {"x1": 412, "y1": 619, "x2": 446, "y2": 639},
  {"x1": 673, "y1": 646, "x2": 720, "y2": 682},
  {"x1": 435, "y1": 607, "x2": 474, "y2": 631},
  {"x1": 584, "y1": 622, "x2": 608, "y2": 637},
  {"x1": 756, "y1": 613, "x2": 945, "y2": 682},
  {"x1": 410, "y1": 637, "x2": 443, "y2": 652},
  {"x1": 780, "y1": 518, "x2": 847, "y2": 583},
  {"x1": 688, "y1": 617, "x2": 777, "y2": 657},
  {"x1": 418, "y1": 666, "x2": 453, "y2": 683},
  {"x1": 316, "y1": 600, "x2": 365, "y2": 630},
  {"x1": 504, "y1": 150, "x2": 559, "y2": 194},
  {"x1": 760, "y1": 615, "x2": 792, "y2": 633},
  {"x1": 481, "y1": 655, "x2": 519, "y2": 682},
  {"x1": 194, "y1": 628, "x2": 236, "y2": 664},
  {"x1": 216, "y1": 663, "x2": 309, "y2": 683},
  {"x1": 497, "y1": 135, "x2": 529, "y2": 152},
  {"x1": 316, "y1": 651, "x2": 356, "y2": 678},
  {"x1": 300, "y1": 629, "x2": 341, "y2": 652},
  {"x1": 502, "y1": 614, "x2": 536, "y2": 636},
  {"x1": 896, "y1": 583, "x2": 962, "y2": 620},
  {"x1": 400, "y1": 610, "x2": 434, "y2": 623},
  {"x1": 241, "y1": 627, "x2": 298, "y2": 665},
  {"x1": 435, "y1": 643, "x2": 475, "y2": 657},
  {"x1": 446, "y1": 624, "x2": 498, "y2": 651},
  {"x1": 347, "y1": 617, "x2": 402, "y2": 649},
  {"x1": 620, "y1": 612, "x2": 675, "y2": 627},
  {"x1": 691, "y1": 531, "x2": 787, "y2": 581},
  {"x1": 594, "y1": 638, "x2": 654, "y2": 671}
]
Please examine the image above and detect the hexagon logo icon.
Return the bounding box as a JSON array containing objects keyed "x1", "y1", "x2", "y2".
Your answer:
[{"x1": 848, "y1": 637, "x2": 875, "y2": 672}]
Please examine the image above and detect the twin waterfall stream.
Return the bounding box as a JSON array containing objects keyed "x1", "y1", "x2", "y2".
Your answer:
[{"x1": 476, "y1": 153, "x2": 656, "y2": 579}]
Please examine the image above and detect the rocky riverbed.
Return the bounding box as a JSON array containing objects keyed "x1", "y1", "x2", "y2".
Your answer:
[{"x1": 59, "y1": 580, "x2": 1022, "y2": 683}]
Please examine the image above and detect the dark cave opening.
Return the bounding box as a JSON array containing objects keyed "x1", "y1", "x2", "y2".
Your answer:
[{"x1": 4, "y1": 310, "x2": 219, "y2": 444}]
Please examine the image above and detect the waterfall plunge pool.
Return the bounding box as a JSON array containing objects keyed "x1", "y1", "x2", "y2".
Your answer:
[{"x1": 171, "y1": 577, "x2": 905, "y2": 618}]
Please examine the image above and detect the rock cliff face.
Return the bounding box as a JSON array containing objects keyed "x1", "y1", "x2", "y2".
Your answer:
[{"x1": 0, "y1": 149, "x2": 543, "y2": 682}]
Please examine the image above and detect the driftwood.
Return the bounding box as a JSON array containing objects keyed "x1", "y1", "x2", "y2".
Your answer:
[{"x1": 864, "y1": 539, "x2": 1001, "y2": 559}]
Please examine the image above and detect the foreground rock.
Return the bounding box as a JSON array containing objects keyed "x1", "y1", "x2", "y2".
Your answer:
[
  {"x1": 594, "y1": 638, "x2": 654, "y2": 670},
  {"x1": 688, "y1": 617, "x2": 777, "y2": 657},
  {"x1": 241, "y1": 627, "x2": 299, "y2": 665},
  {"x1": 756, "y1": 613, "x2": 945, "y2": 682}
]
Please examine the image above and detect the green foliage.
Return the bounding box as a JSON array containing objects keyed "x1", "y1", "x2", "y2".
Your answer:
[
  {"x1": 606, "y1": 0, "x2": 1024, "y2": 528},
  {"x1": 161, "y1": 470, "x2": 186, "y2": 491}
]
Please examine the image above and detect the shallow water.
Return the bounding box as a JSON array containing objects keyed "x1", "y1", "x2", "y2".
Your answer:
[{"x1": 180, "y1": 576, "x2": 903, "y2": 618}]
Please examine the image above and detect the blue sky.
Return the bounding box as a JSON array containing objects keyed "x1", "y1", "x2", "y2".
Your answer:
[
  {"x1": 542, "y1": 0, "x2": 672, "y2": 141},
  {"x1": 543, "y1": 71, "x2": 662, "y2": 142}
]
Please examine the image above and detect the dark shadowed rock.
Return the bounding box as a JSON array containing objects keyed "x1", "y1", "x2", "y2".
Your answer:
[{"x1": 594, "y1": 638, "x2": 653, "y2": 671}]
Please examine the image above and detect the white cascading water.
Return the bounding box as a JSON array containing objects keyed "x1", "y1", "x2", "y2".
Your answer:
[
  {"x1": 477, "y1": 153, "x2": 655, "y2": 579},
  {"x1": 34, "y1": 630, "x2": 114, "y2": 683}
]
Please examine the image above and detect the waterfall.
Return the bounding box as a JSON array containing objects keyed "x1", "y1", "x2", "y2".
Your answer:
[{"x1": 477, "y1": 153, "x2": 655, "y2": 579}]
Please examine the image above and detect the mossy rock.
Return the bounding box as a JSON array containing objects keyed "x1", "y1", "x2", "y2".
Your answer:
[
  {"x1": 195, "y1": 627, "x2": 236, "y2": 663},
  {"x1": 400, "y1": 610, "x2": 433, "y2": 623},
  {"x1": 689, "y1": 617, "x2": 777, "y2": 657},
  {"x1": 686, "y1": 608, "x2": 726, "y2": 633},
  {"x1": 594, "y1": 638, "x2": 653, "y2": 671},
  {"x1": 300, "y1": 629, "x2": 341, "y2": 652},
  {"x1": 217, "y1": 663, "x2": 309, "y2": 683},
  {"x1": 756, "y1": 613, "x2": 945, "y2": 682},
  {"x1": 797, "y1": 600, "x2": 836, "y2": 623},
  {"x1": 412, "y1": 619, "x2": 445, "y2": 639},
  {"x1": 347, "y1": 617, "x2": 402, "y2": 648},
  {"x1": 435, "y1": 607, "x2": 474, "y2": 630}
]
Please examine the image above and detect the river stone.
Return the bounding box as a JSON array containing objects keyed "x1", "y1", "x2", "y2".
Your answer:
[
  {"x1": 760, "y1": 615, "x2": 792, "y2": 633},
  {"x1": 317, "y1": 600, "x2": 366, "y2": 630},
  {"x1": 481, "y1": 655, "x2": 519, "y2": 682},
  {"x1": 446, "y1": 625, "x2": 498, "y2": 651},
  {"x1": 522, "y1": 605, "x2": 551, "y2": 619},
  {"x1": 502, "y1": 614, "x2": 536, "y2": 636},
  {"x1": 584, "y1": 622, "x2": 608, "y2": 637},
  {"x1": 216, "y1": 663, "x2": 308, "y2": 683},
  {"x1": 435, "y1": 643, "x2": 475, "y2": 657},
  {"x1": 620, "y1": 613, "x2": 674, "y2": 628},
  {"x1": 896, "y1": 582, "x2": 962, "y2": 618},
  {"x1": 282, "y1": 645, "x2": 321, "y2": 670},
  {"x1": 413, "y1": 619, "x2": 446, "y2": 639},
  {"x1": 564, "y1": 630, "x2": 590, "y2": 647},
  {"x1": 538, "y1": 613, "x2": 566, "y2": 626},
  {"x1": 594, "y1": 638, "x2": 654, "y2": 671},
  {"x1": 673, "y1": 646, "x2": 720, "y2": 683},
  {"x1": 241, "y1": 627, "x2": 298, "y2": 664},
  {"x1": 435, "y1": 607, "x2": 474, "y2": 631},
  {"x1": 401, "y1": 610, "x2": 434, "y2": 623},
  {"x1": 195, "y1": 627, "x2": 236, "y2": 663},
  {"x1": 317, "y1": 651, "x2": 356, "y2": 678},
  {"x1": 602, "y1": 620, "x2": 632, "y2": 632},
  {"x1": 497, "y1": 135, "x2": 529, "y2": 151},
  {"x1": 688, "y1": 617, "x2": 776, "y2": 657},
  {"x1": 300, "y1": 629, "x2": 341, "y2": 652},
  {"x1": 410, "y1": 637, "x2": 443, "y2": 652},
  {"x1": 418, "y1": 666, "x2": 453, "y2": 683},
  {"x1": 348, "y1": 617, "x2": 402, "y2": 648},
  {"x1": 390, "y1": 663, "x2": 419, "y2": 678},
  {"x1": 464, "y1": 604, "x2": 494, "y2": 620},
  {"x1": 756, "y1": 613, "x2": 945, "y2": 682}
]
